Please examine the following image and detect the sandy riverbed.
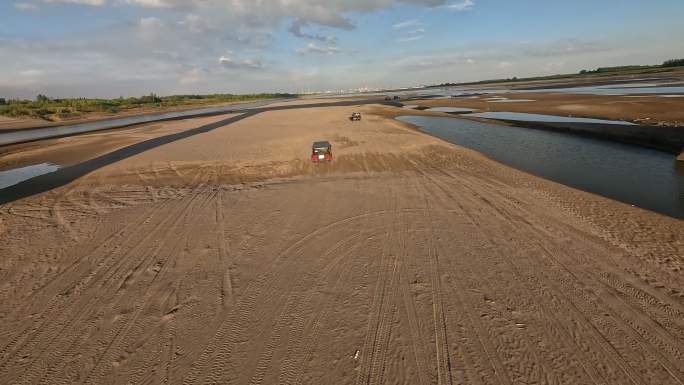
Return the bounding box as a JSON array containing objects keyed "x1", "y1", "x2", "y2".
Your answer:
[
  {"x1": 1, "y1": 104, "x2": 683, "y2": 384},
  {"x1": 412, "y1": 92, "x2": 684, "y2": 127}
]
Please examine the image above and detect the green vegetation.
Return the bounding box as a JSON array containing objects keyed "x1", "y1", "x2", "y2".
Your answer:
[
  {"x1": 662, "y1": 58, "x2": 684, "y2": 67},
  {"x1": 578, "y1": 59, "x2": 684, "y2": 75},
  {"x1": 578, "y1": 65, "x2": 659, "y2": 74},
  {"x1": 432, "y1": 59, "x2": 684, "y2": 89},
  {"x1": 0, "y1": 93, "x2": 295, "y2": 120}
]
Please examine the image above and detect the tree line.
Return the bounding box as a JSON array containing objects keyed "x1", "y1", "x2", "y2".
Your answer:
[{"x1": 579, "y1": 58, "x2": 684, "y2": 74}]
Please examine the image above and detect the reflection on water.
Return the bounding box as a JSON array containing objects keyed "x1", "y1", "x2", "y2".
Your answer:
[
  {"x1": 397, "y1": 115, "x2": 684, "y2": 219},
  {"x1": 0, "y1": 163, "x2": 61, "y2": 189},
  {"x1": 466, "y1": 111, "x2": 636, "y2": 125}
]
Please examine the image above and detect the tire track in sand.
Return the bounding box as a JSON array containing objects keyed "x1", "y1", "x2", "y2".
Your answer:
[
  {"x1": 0, "y1": 189, "x2": 186, "y2": 380},
  {"x1": 2, "y1": 187, "x2": 212, "y2": 384},
  {"x1": 240, "y1": 220, "x2": 392, "y2": 385},
  {"x1": 424, "y1": 166, "x2": 671, "y2": 384},
  {"x1": 279, "y1": 220, "x2": 383, "y2": 385},
  {"x1": 423, "y1": 168, "x2": 622, "y2": 384},
  {"x1": 81, "y1": 187, "x2": 216, "y2": 385},
  {"x1": 422, "y1": 195, "x2": 454, "y2": 385},
  {"x1": 355, "y1": 187, "x2": 400, "y2": 385},
  {"x1": 447, "y1": 170, "x2": 684, "y2": 384},
  {"x1": 182, "y1": 210, "x2": 392, "y2": 385}
]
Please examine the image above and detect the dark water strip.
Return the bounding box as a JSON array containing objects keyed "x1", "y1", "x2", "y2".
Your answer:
[{"x1": 0, "y1": 113, "x2": 257, "y2": 205}]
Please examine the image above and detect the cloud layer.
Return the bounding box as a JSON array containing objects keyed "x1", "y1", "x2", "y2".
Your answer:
[{"x1": 3, "y1": 0, "x2": 683, "y2": 97}]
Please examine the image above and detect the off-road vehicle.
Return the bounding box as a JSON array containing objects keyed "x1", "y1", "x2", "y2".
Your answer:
[{"x1": 311, "y1": 141, "x2": 333, "y2": 162}]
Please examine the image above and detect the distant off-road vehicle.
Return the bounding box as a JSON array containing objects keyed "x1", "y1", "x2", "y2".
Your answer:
[
  {"x1": 384, "y1": 96, "x2": 392, "y2": 101},
  {"x1": 350, "y1": 112, "x2": 362, "y2": 121},
  {"x1": 311, "y1": 141, "x2": 333, "y2": 162},
  {"x1": 393, "y1": 95, "x2": 401, "y2": 100}
]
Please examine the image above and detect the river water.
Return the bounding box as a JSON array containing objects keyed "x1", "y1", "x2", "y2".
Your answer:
[
  {"x1": 397, "y1": 116, "x2": 684, "y2": 219},
  {"x1": 0, "y1": 99, "x2": 283, "y2": 147},
  {"x1": 0, "y1": 163, "x2": 61, "y2": 190}
]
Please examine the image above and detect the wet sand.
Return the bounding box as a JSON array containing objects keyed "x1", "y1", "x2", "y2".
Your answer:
[
  {"x1": 1, "y1": 104, "x2": 683, "y2": 384},
  {"x1": 413, "y1": 92, "x2": 684, "y2": 127}
]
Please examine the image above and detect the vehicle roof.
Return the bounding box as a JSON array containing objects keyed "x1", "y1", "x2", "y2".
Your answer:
[{"x1": 312, "y1": 141, "x2": 331, "y2": 148}]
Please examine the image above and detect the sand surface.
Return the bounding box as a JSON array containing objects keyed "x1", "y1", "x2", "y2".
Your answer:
[
  {"x1": 1, "y1": 105, "x2": 683, "y2": 384},
  {"x1": 0, "y1": 114, "x2": 238, "y2": 170}
]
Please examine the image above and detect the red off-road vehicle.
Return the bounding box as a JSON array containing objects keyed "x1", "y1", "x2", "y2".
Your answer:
[{"x1": 311, "y1": 141, "x2": 333, "y2": 162}]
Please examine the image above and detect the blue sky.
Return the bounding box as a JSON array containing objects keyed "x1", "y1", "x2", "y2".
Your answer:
[{"x1": 1, "y1": 0, "x2": 683, "y2": 98}]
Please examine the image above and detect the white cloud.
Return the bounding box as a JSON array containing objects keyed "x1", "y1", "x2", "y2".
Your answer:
[
  {"x1": 241, "y1": 59, "x2": 264, "y2": 69},
  {"x1": 444, "y1": 0, "x2": 474, "y2": 11},
  {"x1": 219, "y1": 55, "x2": 264, "y2": 70},
  {"x1": 393, "y1": 19, "x2": 422, "y2": 29},
  {"x1": 43, "y1": 0, "x2": 106, "y2": 5},
  {"x1": 118, "y1": 0, "x2": 178, "y2": 8},
  {"x1": 6, "y1": 0, "x2": 681, "y2": 98},
  {"x1": 138, "y1": 16, "x2": 162, "y2": 29},
  {"x1": 136, "y1": 17, "x2": 164, "y2": 41},
  {"x1": 14, "y1": 2, "x2": 40, "y2": 11},
  {"x1": 178, "y1": 14, "x2": 212, "y2": 33},
  {"x1": 178, "y1": 67, "x2": 206, "y2": 85},
  {"x1": 19, "y1": 69, "x2": 44, "y2": 77},
  {"x1": 121, "y1": 0, "x2": 453, "y2": 30},
  {"x1": 288, "y1": 19, "x2": 337, "y2": 44},
  {"x1": 396, "y1": 26, "x2": 426, "y2": 43},
  {"x1": 295, "y1": 43, "x2": 340, "y2": 55},
  {"x1": 397, "y1": 35, "x2": 424, "y2": 43}
]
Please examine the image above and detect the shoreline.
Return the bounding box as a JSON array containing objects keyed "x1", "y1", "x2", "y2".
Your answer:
[
  {"x1": 393, "y1": 113, "x2": 684, "y2": 220},
  {"x1": 376, "y1": 104, "x2": 684, "y2": 155},
  {"x1": 481, "y1": 119, "x2": 684, "y2": 154},
  {"x1": 405, "y1": 91, "x2": 684, "y2": 156},
  {"x1": 0, "y1": 97, "x2": 295, "y2": 132}
]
